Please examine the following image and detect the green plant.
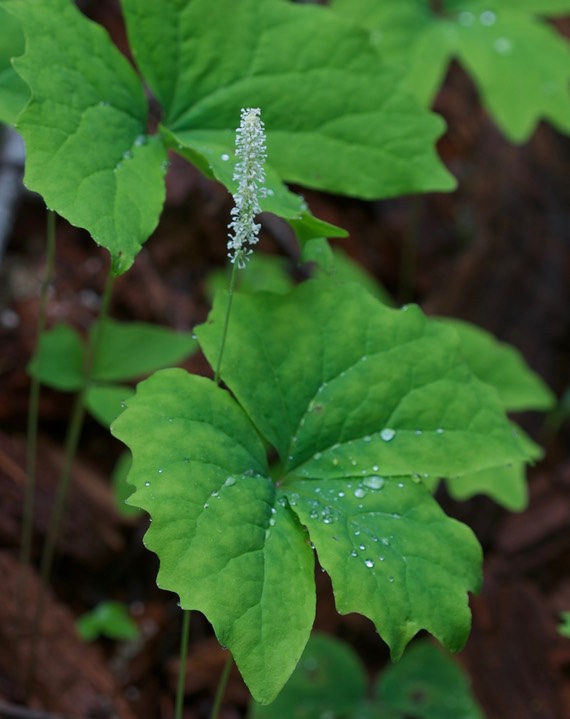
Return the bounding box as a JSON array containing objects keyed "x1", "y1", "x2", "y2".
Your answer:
[
  {"x1": 76, "y1": 601, "x2": 140, "y2": 643},
  {"x1": 249, "y1": 633, "x2": 485, "y2": 718},
  {"x1": 112, "y1": 274, "x2": 534, "y2": 703},
  {"x1": 0, "y1": 0, "x2": 558, "y2": 714},
  {"x1": 329, "y1": 0, "x2": 570, "y2": 143}
]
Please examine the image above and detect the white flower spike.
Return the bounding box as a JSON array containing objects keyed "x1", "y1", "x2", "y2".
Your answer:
[{"x1": 227, "y1": 108, "x2": 267, "y2": 268}]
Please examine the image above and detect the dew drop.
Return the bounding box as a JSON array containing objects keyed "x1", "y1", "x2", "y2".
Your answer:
[
  {"x1": 415, "y1": 429, "x2": 422, "y2": 435},
  {"x1": 266, "y1": 188, "x2": 275, "y2": 196},
  {"x1": 364, "y1": 559, "x2": 374, "y2": 568},
  {"x1": 379, "y1": 555, "x2": 385, "y2": 561},
  {"x1": 358, "y1": 544, "x2": 366, "y2": 551},
  {"x1": 269, "y1": 517, "x2": 276, "y2": 526},
  {"x1": 436, "y1": 428, "x2": 444, "y2": 435},
  {"x1": 144, "y1": 481, "x2": 150, "y2": 487},
  {"x1": 322, "y1": 516, "x2": 333, "y2": 525},
  {"x1": 134, "y1": 134, "x2": 147, "y2": 146},
  {"x1": 354, "y1": 487, "x2": 366, "y2": 499},
  {"x1": 372, "y1": 465, "x2": 379, "y2": 472},
  {"x1": 354, "y1": 530, "x2": 361, "y2": 537},
  {"x1": 397, "y1": 482, "x2": 404, "y2": 488},
  {"x1": 494, "y1": 37, "x2": 512, "y2": 54},
  {"x1": 388, "y1": 576, "x2": 395, "y2": 583},
  {"x1": 479, "y1": 10, "x2": 496, "y2": 26},
  {"x1": 381, "y1": 537, "x2": 390, "y2": 546},
  {"x1": 122, "y1": 149, "x2": 133, "y2": 160},
  {"x1": 338, "y1": 491, "x2": 345, "y2": 498},
  {"x1": 211, "y1": 490, "x2": 219, "y2": 498},
  {"x1": 221, "y1": 153, "x2": 230, "y2": 161},
  {"x1": 309, "y1": 509, "x2": 319, "y2": 519},
  {"x1": 313, "y1": 452, "x2": 322, "y2": 460},
  {"x1": 203, "y1": 502, "x2": 209, "y2": 509},
  {"x1": 223, "y1": 476, "x2": 236, "y2": 487},
  {"x1": 381, "y1": 428, "x2": 396, "y2": 442},
  {"x1": 363, "y1": 476, "x2": 384, "y2": 490},
  {"x1": 350, "y1": 550, "x2": 358, "y2": 557}
]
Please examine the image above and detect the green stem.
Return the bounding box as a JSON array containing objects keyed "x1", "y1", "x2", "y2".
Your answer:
[
  {"x1": 174, "y1": 610, "x2": 191, "y2": 719},
  {"x1": 214, "y1": 262, "x2": 240, "y2": 385},
  {"x1": 210, "y1": 654, "x2": 234, "y2": 719},
  {"x1": 19, "y1": 210, "x2": 57, "y2": 616},
  {"x1": 25, "y1": 267, "x2": 115, "y2": 694}
]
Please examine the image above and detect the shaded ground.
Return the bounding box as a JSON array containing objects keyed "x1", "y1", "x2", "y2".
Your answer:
[{"x1": 0, "y1": 5, "x2": 569, "y2": 718}]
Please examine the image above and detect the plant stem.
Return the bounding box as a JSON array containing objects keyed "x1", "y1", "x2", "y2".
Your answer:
[
  {"x1": 209, "y1": 654, "x2": 233, "y2": 719},
  {"x1": 174, "y1": 610, "x2": 191, "y2": 719},
  {"x1": 19, "y1": 210, "x2": 57, "y2": 616},
  {"x1": 25, "y1": 267, "x2": 115, "y2": 695},
  {"x1": 214, "y1": 262, "x2": 239, "y2": 385}
]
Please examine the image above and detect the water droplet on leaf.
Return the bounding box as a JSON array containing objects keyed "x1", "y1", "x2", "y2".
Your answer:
[
  {"x1": 363, "y1": 476, "x2": 384, "y2": 490},
  {"x1": 381, "y1": 428, "x2": 396, "y2": 442}
]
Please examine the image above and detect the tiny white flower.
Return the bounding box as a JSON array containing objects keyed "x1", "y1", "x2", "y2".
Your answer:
[{"x1": 227, "y1": 108, "x2": 267, "y2": 268}]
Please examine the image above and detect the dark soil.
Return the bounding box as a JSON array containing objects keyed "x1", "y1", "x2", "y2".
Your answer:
[{"x1": 0, "y1": 3, "x2": 569, "y2": 718}]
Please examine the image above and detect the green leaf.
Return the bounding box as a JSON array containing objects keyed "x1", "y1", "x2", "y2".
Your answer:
[
  {"x1": 4, "y1": 0, "x2": 167, "y2": 274},
  {"x1": 76, "y1": 601, "x2": 139, "y2": 642},
  {"x1": 113, "y1": 370, "x2": 315, "y2": 704},
  {"x1": 86, "y1": 384, "x2": 134, "y2": 428},
  {"x1": 114, "y1": 280, "x2": 529, "y2": 701},
  {"x1": 198, "y1": 281, "x2": 528, "y2": 479},
  {"x1": 441, "y1": 318, "x2": 555, "y2": 411},
  {"x1": 111, "y1": 451, "x2": 143, "y2": 519},
  {"x1": 558, "y1": 611, "x2": 570, "y2": 639},
  {"x1": 0, "y1": 6, "x2": 29, "y2": 124},
  {"x1": 28, "y1": 323, "x2": 84, "y2": 391},
  {"x1": 28, "y1": 320, "x2": 196, "y2": 395},
  {"x1": 375, "y1": 639, "x2": 485, "y2": 719},
  {"x1": 249, "y1": 633, "x2": 367, "y2": 719},
  {"x1": 443, "y1": 424, "x2": 541, "y2": 511},
  {"x1": 122, "y1": 0, "x2": 455, "y2": 199},
  {"x1": 90, "y1": 320, "x2": 197, "y2": 383},
  {"x1": 206, "y1": 253, "x2": 295, "y2": 301},
  {"x1": 330, "y1": 0, "x2": 570, "y2": 142}
]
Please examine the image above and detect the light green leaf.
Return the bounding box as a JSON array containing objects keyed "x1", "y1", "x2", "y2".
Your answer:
[
  {"x1": 4, "y1": 0, "x2": 167, "y2": 274},
  {"x1": 76, "y1": 601, "x2": 139, "y2": 642},
  {"x1": 112, "y1": 370, "x2": 315, "y2": 704},
  {"x1": 375, "y1": 639, "x2": 485, "y2": 719},
  {"x1": 28, "y1": 319, "x2": 196, "y2": 396},
  {"x1": 249, "y1": 633, "x2": 367, "y2": 719},
  {"x1": 114, "y1": 280, "x2": 530, "y2": 700},
  {"x1": 90, "y1": 320, "x2": 196, "y2": 383},
  {"x1": 445, "y1": 461, "x2": 528, "y2": 511},
  {"x1": 0, "y1": 6, "x2": 29, "y2": 124},
  {"x1": 444, "y1": 424, "x2": 542, "y2": 511},
  {"x1": 198, "y1": 281, "x2": 529, "y2": 480},
  {"x1": 206, "y1": 253, "x2": 295, "y2": 301},
  {"x1": 290, "y1": 476, "x2": 481, "y2": 657},
  {"x1": 441, "y1": 318, "x2": 555, "y2": 411},
  {"x1": 28, "y1": 323, "x2": 84, "y2": 391},
  {"x1": 121, "y1": 0, "x2": 455, "y2": 199},
  {"x1": 330, "y1": 0, "x2": 570, "y2": 142},
  {"x1": 86, "y1": 384, "x2": 134, "y2": 428}
]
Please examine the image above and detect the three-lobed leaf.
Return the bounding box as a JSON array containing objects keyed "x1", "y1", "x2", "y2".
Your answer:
[
  {"x1": 330, "y1": 0, "x2": 570, "y2": 142},
  {"x1": 4, "y1": 0, "x2": 168, "y2": 275},
  {"x1": 113, "y1": 279, "x2": 531, "y2": 702},
  {"x1": 121, "y1": 0, "x2": 455, "y2": 199}
]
